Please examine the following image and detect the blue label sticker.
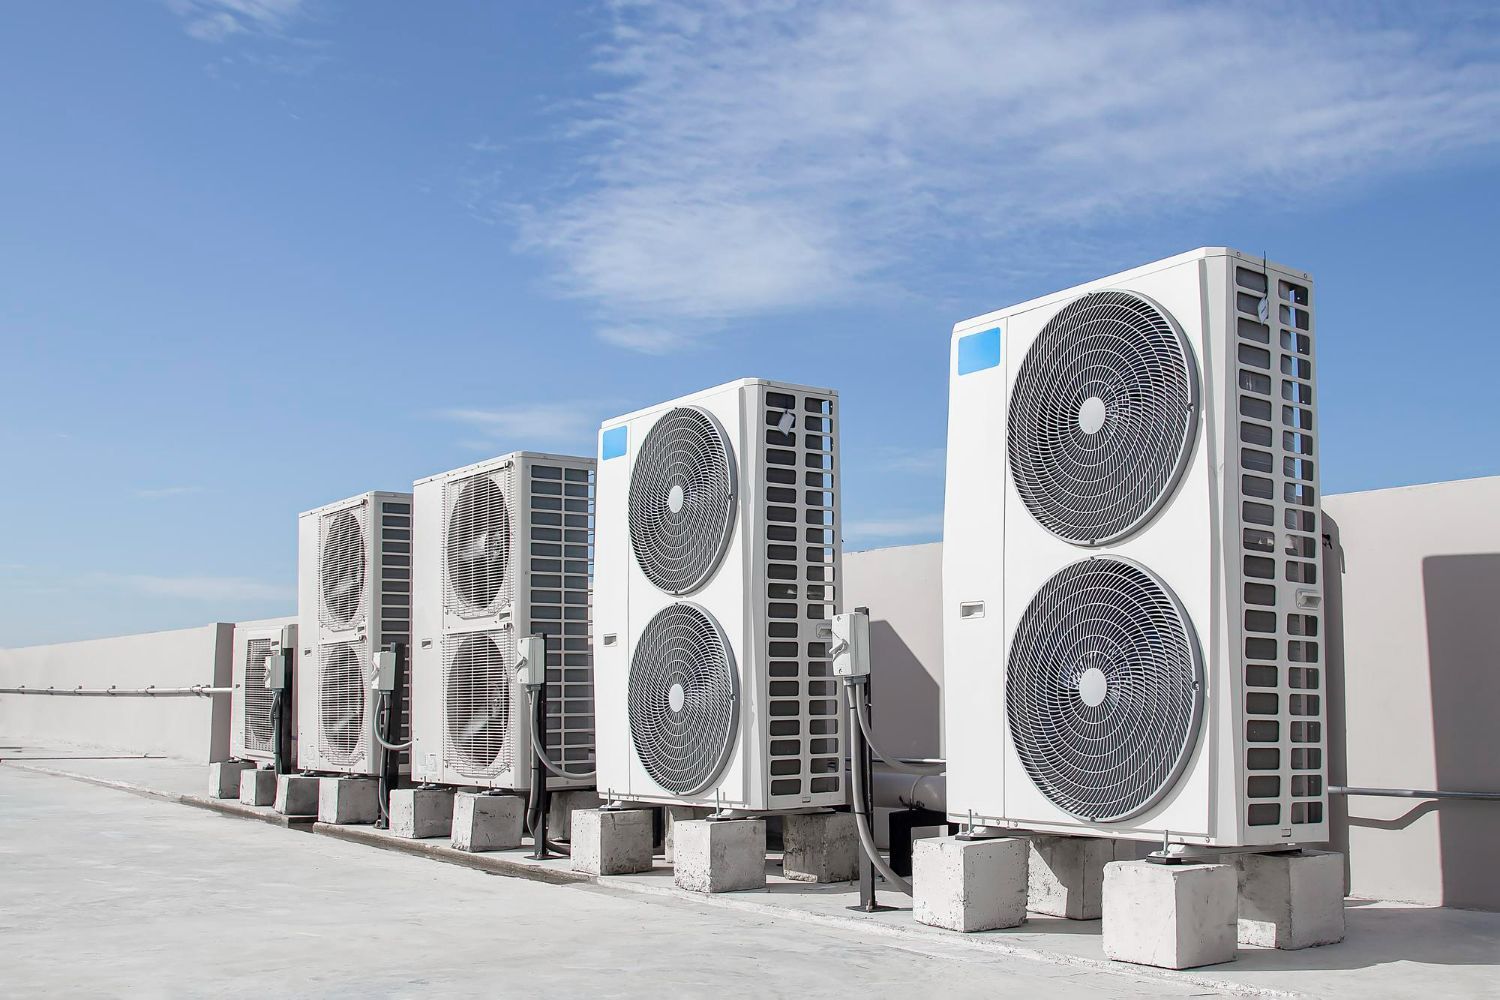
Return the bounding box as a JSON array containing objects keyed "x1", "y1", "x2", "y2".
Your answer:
[
  {"x1": 957, "y1": 327, "x2": 1002, "y2": 375},
  {"x1": 600, "y1": 426, "x2": 627, "y2": 460}
]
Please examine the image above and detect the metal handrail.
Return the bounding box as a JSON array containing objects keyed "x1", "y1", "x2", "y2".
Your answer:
[{"x1": 1331, "y1": 785, "x2": 1500, "y2": 802}]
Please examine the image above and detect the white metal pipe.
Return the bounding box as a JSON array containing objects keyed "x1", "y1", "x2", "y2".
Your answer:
[{"x1": 0, "y1": 685, "x2": 232, "y2": 698}]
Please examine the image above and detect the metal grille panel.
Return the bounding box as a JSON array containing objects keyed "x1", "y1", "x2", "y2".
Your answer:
[
  {"x1": 629, "y1": 603, "x2": 737, "y2": 795},
  {"x1": 318, "y1": 641, "x2": 366, "y2": 768},
  {"x1": 444, "y1": 471, "x2": 514, "y2": 617},
  {"x1": 1008, "y1": 290, "x2": 1198, "y2": 545},
  {"x1": 242, "y1": 638, "x2": 275, "y2": 755},
  {"x1": 320, "y1": 506, "x2": 366, "y2": 627},
  {"x1": 629, "y1": 406, "x2": 736, "y2": 595},
  {"x1": 442, "y1": 630, "x2": 514, "y2": 777},
  {"x1": 1007, "y1": 557, "x2": 1203, "y2": 822}
]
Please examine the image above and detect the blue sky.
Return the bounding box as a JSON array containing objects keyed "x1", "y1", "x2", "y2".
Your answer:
[{"x1": 3, "y1": 1, "x2": 1499, "y2": 645}]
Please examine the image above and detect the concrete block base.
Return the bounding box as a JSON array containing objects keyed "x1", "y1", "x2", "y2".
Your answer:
[
  {"x1": 1103, "y1": 860, "x2": 1237, "y2": 969},
  {"x1": 273, "y1": 775, "x2": 319, "y2": 817},
  {"x1": 674, "y1": 819, "x2": 767, "y2": 894},
  {"x1": 208, "y1": 760, "x2": 253, "y2": 799},
  {"x1": 572, "y1": 808, "x2": 654, "y2": 876},
  {"x1": 238, "y1": 768, "x2": 277, "y2": 807},
  {"x1": 546, "y1": 789, "x2": 603, "y2": 842},
  {"x1": 913, "y1": 835, "x2": 1028, "y2": 932},
  {"x1": 390, "y1": 787, "x2": 455, "y2": 839},
  {"x1": 452, "y1": 792, "x2": 525, "y2": 852},
  {"x1": 663, "y1": 805, "x2": 712, "y2": 863},
  {"x1": 782, "y1": 811, "x2": 858, "y2": 883},
  {"x1": 1028, "y1": 835, "x2": 1120, "y2": 919},
  {"x1": 1237, "y1": 850, "x2": 1346, "y2": 950},
  {"x1": 318, "y1": 776, "x2": 379, "y2": 825}
]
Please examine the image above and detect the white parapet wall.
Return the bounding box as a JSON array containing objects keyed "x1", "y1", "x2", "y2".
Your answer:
[{"x1": 0, "y1": 616, "x2": 292, "y2": 763}]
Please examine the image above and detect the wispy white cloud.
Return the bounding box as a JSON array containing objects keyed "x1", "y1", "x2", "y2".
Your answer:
[
  {"x1": 441, "y1": 402, "x2": 607, "y2": 450},
  {"x1": 872, "y1": 446, "x2": 946, "y2": 476},
  {"x1": 845, "y1": 512, "x2": 943, "y2": 543},
  {"x1": 114, "y1": 574, "x2": 293, "y2": 602},
  {"x1": 166, "y1": 0, "x2": 308, "y2": 43},
  {"x1": 517, "y1": 1, "x2": 1500, "y2": 351},
  {"x1": 133, "y1": 486, "x2": 205, "y2": 500}
]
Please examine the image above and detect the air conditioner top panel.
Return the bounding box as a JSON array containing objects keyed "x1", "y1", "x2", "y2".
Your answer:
[
  {"x1": 600, "y1": 377, "x2": 838, "y2": 427},
  {"x1": 412, "y1": 451, "x2": 595, "y2": 487},
  {"x1": 953, "y1": 247, "x2": 1311, "y2": 336},
  {"x1": 298, "y1": 489, "x2": 412, "y2": 519}
]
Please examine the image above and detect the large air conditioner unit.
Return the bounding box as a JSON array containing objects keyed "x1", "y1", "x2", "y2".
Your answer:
[
  {"x1": 231, "y1": 622, "x2": 296, "y2": 766},
  {"x1": 409, "y1": 452, "x2": 597, "y2": 790},
  {"x1": 944, "y1": 248, "x2": 1326, "y2": 847},
  {"x1": 594, "y1": 379, "x2": 845, "y2": 812},
  {"x1": 297, "y1": 491, "x2": 413, "y2": 777}
]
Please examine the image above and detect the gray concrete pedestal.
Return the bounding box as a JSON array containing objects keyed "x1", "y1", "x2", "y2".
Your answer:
[
  {"x1": 239, "y1": 768, "x2": 276, "y2": 807},
  {"x1": 318, "y1": 776, "x2": 379, "y2": 824},
  {"x1": 1028, "y1": 835, "x2": 1121, "y2": 919},
  {"x1": 546, "y1": 788, "x2": 603, "y2": 842},
  {"x1": 452, "y1": 792, "x2": 525, "y2": 852},
  {"x1": 1237, "y1": 849, "x2": 1346, "y2": 949},
  {"x1": 663, "y1": 805, "x2": 711, "y2": 863},
  {"x1": 207, "y1": 760, "x2": 253, "y2": 799},
  {"x1": 1103, "y1": 860, "x2": 1237, "y2": 969},
  {"x1": 390, "y1": 787, "x2": 455, "y2": 839},
  {"x1": 782, "y1": 811, "x2": 858, "y2": 883},
  {"x1": 673, "y1": 819, "x2": 767, "y2": 893},
  {"x1": 274, "y1": 774, "x2": 319, "y2": 817},
  {"x1": 572, "y1": 807, "x2": 654, "y2": 875},
  {"x1": 913, "y1": 835, "x2": 1028, "y2": 931}
]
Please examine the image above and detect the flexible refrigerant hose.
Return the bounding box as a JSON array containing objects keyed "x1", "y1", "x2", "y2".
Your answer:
[
  {"x1": 523, "y1": 770, "x2": 572, "y2": 856},
  {"x1": 844, "y1": 682, "x2": 913, "y2": 896},
  {"x1": 849, "y1": 681, "x2": 944, "y2": 776},
  {"x1": 525, "y1": 687, "x2": 596, "y2": 780}
]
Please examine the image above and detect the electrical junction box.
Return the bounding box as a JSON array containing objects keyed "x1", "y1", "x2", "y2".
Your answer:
[
  {"x1": 371, "y1": 650, "x2": 398, "y2": 692},
  {"x1": 516, "y1": 635, "x2": 547, "y2": 688},
  {"x1": 265, "y1": 645, "x2": 289, "y2": 691},
  {"x1": 831, "y1": 611, "x2": 871, "y2": 678}
]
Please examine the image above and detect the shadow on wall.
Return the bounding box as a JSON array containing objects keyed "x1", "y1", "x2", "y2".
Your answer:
[
  {"x1": 1322, "y1": 515, "x2": 1350, "y2": 889},
  {"x1": 869, "y1": 620, "x2": 940, "y2": 759},
  {"x1": 1422, "y1": 553, "x2": 1500, "y2": 911}
]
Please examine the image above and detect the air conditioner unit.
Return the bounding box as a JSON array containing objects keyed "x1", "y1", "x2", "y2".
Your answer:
[
  {"x1": 594, "y1": 379, "x2": 845, "y2": 812},
  {"x1": 409, "y1": 452, "x2": 597, "y2": 790},
  {"x1": 231, "y1": 622, "x2": 296, "y2": 766},
  {"x1": 297, "y1": 491, "x2": 413, "y2": 777},
  {"x1": 944, "y1": 248, "x2": 1326, "y2": 847}
]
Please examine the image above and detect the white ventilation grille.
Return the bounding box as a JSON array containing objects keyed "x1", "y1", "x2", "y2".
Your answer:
[
  {"x1": 629, "y1": 406, "x2": 736, "y2": 595},
  {"x1": 1006, "y1": 557, "x2": 1203, "y2": 822},
  {"x1": 442, "y1": 630, "x2": 514, "y2": 777},
  {"x1": 318, "y1": 641, "x2": 366, "y2": 767},
  {"x1": 444, "y1": 471, "x2": 513, "y2": 618},
  {"x1": 242, "y1": 638, "x2": 275, "y2": 756},
  {"x1": 320, "y1": 506, "x2": 366, "y2": 627},
  {"x1": 629, "y1": 602, "x2": 738, "y2": 795},
  {"x1": 1008, "y1": 290, "x2": 1198, "y2": 545}
]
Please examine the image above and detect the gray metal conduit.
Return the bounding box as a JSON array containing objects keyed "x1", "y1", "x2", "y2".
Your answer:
[
  {"x1": 0, "y1": 685, "x2": 231, "y2": 697},
  {"x1": 1331, "y1": 785, "x2": 1500, "y2": 802}
]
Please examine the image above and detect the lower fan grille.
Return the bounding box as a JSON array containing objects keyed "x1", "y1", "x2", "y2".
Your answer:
[
  {"x1": 629, "y1": 603, "x2": 737, "y2": 795},
  {"x1": 242, "y1": 638, "x2": 275, "y2": 755},
  {"x1": 442, "y1": 630, "x2": 514, "y2": 777},
  {"x1": 319, "y1": 642, "x2": 367, "y2": 768},
  {"x1": 1006, "y1": 558, "x2": 1202, "y2": 822}
]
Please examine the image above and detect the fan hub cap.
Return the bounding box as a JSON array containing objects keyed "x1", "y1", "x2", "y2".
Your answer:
[
  {"x1": 1077, "y1": 666, "x2": 1109, "y2": 707},
  {"x1": 667, "y1": 482, "x2": 686, "y2": 515},
  {"x1": 668, "y1": 681, "x2": 685, "y2": 713},
  {"x1": 1077, "y1": 396, "x2": 1107, "y2": 435}
]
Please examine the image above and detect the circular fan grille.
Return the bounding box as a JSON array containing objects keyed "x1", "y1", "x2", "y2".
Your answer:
[
  {"x1": 446, "y1": 475, "x2": 511, "y2": 615},
  {"x1": 444, "y1": 632, "x2": 513, "y2": 775},
  {"x1": 629, "y1": 407, "x2": 736, "y2": 595},
  {"x1": 628, "y1": 603, "x2": 738, "y2": 795},
  {"x1": 1006, "y1": 558, "x2": 1203, "y2": 822},
  {"x1": 319, "y1": 643, "x2": 366, "y2": 767},
  {"x1": 1008, "y1": 290, "x2": 1198, "y2": 545},
  {"x1": 321, "y1": 510, "x2": 365, "y2": 625}
]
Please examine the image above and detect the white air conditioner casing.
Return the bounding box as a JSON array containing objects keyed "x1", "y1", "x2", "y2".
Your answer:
[
  {"x1": 410, "y1": 452, "x2": 597, "y2": 791},
  {"x1": 594, "y1": 379, "x2": 845, "y2": 812},
  {"x1": 231, "y1": 622, "x2": 296, "y2": 766},
  {"x1": 944, "y1": 248, "x2": 1327, "y2": 847},
  {"x1": 297, "y1": 490, "x2": 413, "y2": 777}
]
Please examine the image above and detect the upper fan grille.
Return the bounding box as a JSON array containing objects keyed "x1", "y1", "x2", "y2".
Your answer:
[
  {"x1": 1008, "y1": 290, "x2": 1198, "y2": 545},
  {"x1": 442, "y1": 630, "x2": 514, "y2": 777},
  {"x1": 318, "y1": 641, "x2": 366, "y2": 768},
  {"x1": 320, "y1": 507, "x2": 366, "y2": 626},
  {"x1": 629, "y1": 407, "x2": 736, "y2": 595},
  {"x1": 241, "y1": 638, "x2": 275, "y2": 754},
  {"x1": 444, "y1": 473, "x2": 512, "y2": 616},
  {"x1": 1006, "y1": 557, "x2": 1203, "y2": 822},
  {"x1": 629, "y1": 603, "x2": 738, "y2": 795}
]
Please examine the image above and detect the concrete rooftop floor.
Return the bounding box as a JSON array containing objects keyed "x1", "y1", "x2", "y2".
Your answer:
[{"x1": 3, "y1": 749, "x2": 1498, "y2": 999}]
